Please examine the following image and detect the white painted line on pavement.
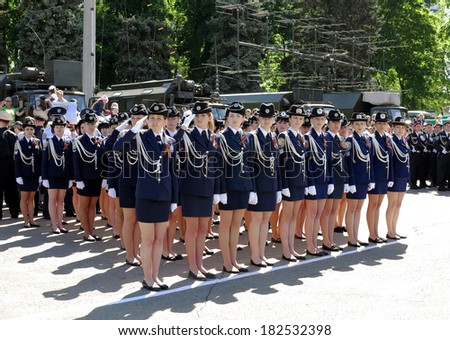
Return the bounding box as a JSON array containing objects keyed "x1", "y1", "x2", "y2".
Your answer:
[{"x1": 105, "y1": 241, "x2": 399, "y2": 306}]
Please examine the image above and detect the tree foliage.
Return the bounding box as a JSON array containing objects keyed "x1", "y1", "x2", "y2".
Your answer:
[{"x1": 0, "y1": 0, "x2": 450, "y2": 110}]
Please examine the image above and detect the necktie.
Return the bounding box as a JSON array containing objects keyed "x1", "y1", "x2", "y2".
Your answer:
[
  {"x1": 266, "y1": 133, "x2": 272, "y2": 143},
  {"x1": 202, "y1": 130, "x2": 209, "y2": 146},
  {"x1": 236, "y1": 131, "x2": 241, "y2": 140},
  {"x1": 156, "y1": 135, "x2": 163, "y2": 150},
  {"x1": 335, "y1": 135, "x2": 340, "y2": 143}
]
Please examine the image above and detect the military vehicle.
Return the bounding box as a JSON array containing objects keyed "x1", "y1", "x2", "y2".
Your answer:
[
  {"x1": 92, "y1": 75, "x2": 230, "y2": 121},
  {"x1": 0, "y1": 60, "x2": 87, "y2": 115}
]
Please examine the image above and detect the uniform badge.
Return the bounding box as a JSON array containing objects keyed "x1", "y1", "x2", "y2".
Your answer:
[
  {"x1": 304, "y1": 139, "x2": 309, "y2": 149},
  {"x1": 345, "y1": 141, "x2": 351, "y2": 149},
  {"x1": 277, "y1": 135, "x2": 285, "y2": 149}
]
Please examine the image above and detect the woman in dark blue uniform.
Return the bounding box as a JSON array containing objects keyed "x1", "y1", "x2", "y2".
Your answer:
[
  {"x1": 119, "y1": 103, "x2": 177, "y2": 291},
  {"x1": 217, "y1": 101, "x2": 252, "y2": 273},
  {"x1": 320, "y1": 110, "x2": 348, "y2": 252},
  {"x1": 105, "y1": 112, "x2": 130, "y2": 241},
  {"x1": 386, "y1": 117, "x2": 410, "y2": 239},
  {"x1": 304, "y1": 108, "x2": 333, "y2": 256},
  {"x1": 15, "y1": 117, "x2": 42, "y2": 228},
  {"x1": 366, "y1": 112, "x2": 393, "y2": 244},
  {"x1": 41, "y1": 115, "x2": 73, "y2": 234},
  {"x1": 73, "y1": 110, "x2": 105, "y2": 242},
  {"x1": 345, "y1": 113, "x2": 374, "y2": 247},
  {"x1": 113, "y1": 104, "x2": 147, "y2": 265},
  {"x1": 162, "y1": 106, "x2": 184, "y2": 261},
  {"x1": 277, "y1": 105, "x2": 307, "y2": 261},
  {"x1": 175, "y1": 101, "x2": 220, "y2": 280},
  {"x1": 246, "y1": 103, "x2": 281, "y2": 267}
]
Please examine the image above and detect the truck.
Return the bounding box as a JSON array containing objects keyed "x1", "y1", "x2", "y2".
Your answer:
[
  {"x1": 320, "y1": 91, "x2": 408, "y2": 121},
  {"x1": 92, "y1": 75, "x2": 229, "y2": 120},
  {"x1": 0, "y1": 60, "x2": 87, "y2": 116}
]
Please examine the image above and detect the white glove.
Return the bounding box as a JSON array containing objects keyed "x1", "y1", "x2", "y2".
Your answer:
[
  {"x1": 131, "y1": 116, "x2": 147, "y2": 133},
  {"x1": 343, "y1": 184, "x2": 349, "y2": 193},
  {"x1": 108, "y1": 188, "x2": 116, "y2": 198},
  {"x1": 116, "y1": 118, "x2": 130, "y2": 132},
  {"x1": 276, "y1": 191, "x2": 282, "y2": 203},
  {"x1": 101, "y1": 179, "x2": 108, "y2": 188},
  {"x1": 348, "y1": 185, "x2": 357, "y2": 194},
  {"x1": 281, "y1": 188, "x2": 291, "y2": 197},
  {"x1": 248, "y1": 192, "x2": 258, "y2": 205},
  {"x1": 42, "y1": 179, "x2": 50, "y2": 188},
  {"x1": 307, "y1": 186, "x2": 316, "y2": 196},
  {"x1": 182, "y1": 114, "x2": 195, "y2": 129},
  {"x1": 38, "y1": 176, "x2": 42, "y2": 184},
  {"x1": 304, "y1": 187, "x2": 309, "y2": 195},
  {"x1": 327, "y1": 184, "x2": 335, "y2": 195},
  {"x1": 388, "y1": 181, "x2": 394, "y2": 188},
  {"x1": 219, "y1": 193, "x2": 228, "y2": 204},
  {"x1": 76, "y1": 181, "x2": 85, "y2": 190},
  {"x1": 68, "y1": 180, "x2": 73, "y2": 189},
  {"x1": 368, "y1": 182, "x2": 375, "y2": 191},
  {"x1": 213, "y1": 194, "x2": 220, "y2": 205},
  {"x1": 170, "y1": 203, "x2": 178, "y2": 212},
  {"x1": 442, "y1": 149, "x2": 447, "y2": 154},
  {"x1": 16, "y1": 177, "x2": 24, "y2": 185}
]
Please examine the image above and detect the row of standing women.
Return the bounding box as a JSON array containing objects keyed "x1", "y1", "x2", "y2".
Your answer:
[{"x1": 13, "y1": 100, "x2": 411, "y2": 291}]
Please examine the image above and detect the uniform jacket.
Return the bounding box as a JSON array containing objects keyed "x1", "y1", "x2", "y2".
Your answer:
[
  {"x1": 246, "y1": 128, "x2": 281, "y2": 193},
  {"x1": 119, "y1": 129, "x2": 177, "y2": 203},
  {"x1": 41, "y1": 135, "x2": 73, "y2": 180},
  {"x1": 432, "y1": 131, "x2": 449, "y2": 155},
  {"x1": 325, "y1": 131, "x2": 349, "y2": 185},
  {"x1": 304, "y1": 128, "x2": 333, "y2": 187},
  {"x1": 346, "y1": 131, "x2": 374, "y2": 186},
  {"x1": 278, "y1": 129, "x2": 307, "y2": 189},
  {"x1": 113, "y1": 129, "x2": 139, "y2": 187},
  {"x1": 174, "y1": 127, "x2": 220, "y2": 198},
  {"x1": 407, "y1": 131, "x2": 426, "y2": 153},
  {"x1": 391, "y1": 134, "x2": 410, "y2": 180},
  {"x1": 14, "y1": 136, "x2": 42, "y2": 178},
  {"x1": 370, "y1": 131, "x2": 394, "y2": 183},
  {"x1": 73, "y1": 133, "x2": 105, "y2": 181},
  {"x1": 217, "y1": 127, "x2": 254, "y2": 194}
]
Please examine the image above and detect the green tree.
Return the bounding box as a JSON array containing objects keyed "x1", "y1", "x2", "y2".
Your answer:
[
  {"x1": 13, "y1": 0, "x2": 83, "y2": 70},
  {"x1": 377, "y1": 0, "x2": 444, "y2": 109}
]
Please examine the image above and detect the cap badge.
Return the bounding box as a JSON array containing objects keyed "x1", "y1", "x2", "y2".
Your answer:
[
  {"x1": 196, "y1": 105, "x2": 201, "y2": 111},
  {"x1": 317, "y1": 109, "x2": 323, "y2": 114},
  {"x1": 296, "y1": 109, "x2": 302, "y2": 114},
  {"x1": 380, "y1": 113, "x2": 386, "y2": 119},
  {"x1": 265, "y1": 109, "x2": 270, "y2": 114},
  {"x1": 154, "y1": 105, "x2": 159, "y2": 111}
]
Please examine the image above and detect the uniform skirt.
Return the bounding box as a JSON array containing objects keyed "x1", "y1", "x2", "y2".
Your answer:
[
  {"x1": 328, "y1": 182, "x2": 345, "y2": 199},
  {"x1": 305, "y1": 183, "x2": 328, "y2": 201},
  {"x1": 77, "y1": 179, "x2": 102, "y2": 197},
  {"x1": 247, "y1": 191, "x2": 276, "y2": 212},
  {"x1": 181, "y1": 193, "x2": 213, "y2": 217},
  {"x1": 49, "y1": 177, "x2": 69, "y2": 190},
  {"x1": 219, "y1": 190, "x2": 249, "y2": 211},
  {"x1": 282, "y1": 186, "x2": 305, "y2": 202},
  {"x1": 346, "y1": 183, "x2": 368, "y2": 200},
  {"x1": 388, "y1": 178, "x2": 408, "y2": 193},
  {"x1": 19, "y1": 176, "x2": 39, "y2": 192},
  {"x1": 368, "y1": 181, "x2": 388, "y2": 195},
  {"x1": 136, "y1": 197, "x2": 170, "y2": 223},
  {"x1": 119, "y1": 184, "x2": 136, "y2": 208}
]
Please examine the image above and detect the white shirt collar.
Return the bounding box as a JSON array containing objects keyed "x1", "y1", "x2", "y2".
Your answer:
[
  {"x1": 258, "y1": 127, "x2": 270, "y2": 138},
  {"x1": 196, "y1": 126, "x2": 208, "y2": 136},
  {"x1": 288, "y1": 127, "x2": 298, "y2": 137},
  {"x1": 327, "y1": 130, "x2": 336, "y2": 138}
]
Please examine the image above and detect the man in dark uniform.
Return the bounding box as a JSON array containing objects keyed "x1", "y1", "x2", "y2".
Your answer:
[
  {"x1": 422, "y1": 123, "x2": 434, "y2": 187},
  {"x1": 430, "y1": 123, "x2": 442, "y2": 187},
  {"x1": 433, "y1": 121, "x2": 450, "y2": 192},
  {"x1": 0, "y1": 110, "x2": 20, "y2": 219},
  {"x1": 406, "y1": 122, "x2": 426, "y2": 189}
]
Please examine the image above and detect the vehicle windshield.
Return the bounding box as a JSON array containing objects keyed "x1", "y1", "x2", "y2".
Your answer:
[{"x1": 30, "y1": 93, "x2": 86, "y2": 111}]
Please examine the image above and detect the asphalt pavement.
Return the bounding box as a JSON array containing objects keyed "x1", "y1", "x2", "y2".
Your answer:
[{"x1": 1, "y1": 187, "x2": 449, "y2": 324}]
